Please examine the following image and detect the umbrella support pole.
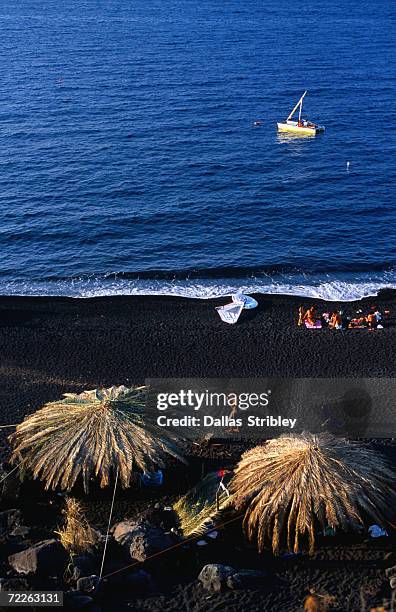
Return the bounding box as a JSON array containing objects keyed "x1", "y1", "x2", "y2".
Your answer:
[{"x1": 99, "y1": 468, "x2": 119, "y2": 579}]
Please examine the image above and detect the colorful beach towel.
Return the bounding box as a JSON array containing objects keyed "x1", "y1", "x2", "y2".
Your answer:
[{"x1": 304, "y1": 320, "x2": 322, "y2": 329}]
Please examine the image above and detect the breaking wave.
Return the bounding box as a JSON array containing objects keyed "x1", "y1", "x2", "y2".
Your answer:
[{"x1": 1, "y1": 269, "x2": 396, "y2": 301}]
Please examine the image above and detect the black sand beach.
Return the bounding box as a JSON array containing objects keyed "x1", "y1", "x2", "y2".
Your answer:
[
  {"x1": 1, "y1": 291, "x2": 396, "y2": 394},
  {"x1": 0, "y1": 293, "x2": 395, "y2": 611},
  {"x1": 0, "y1": 291, "x2": 395, "y2": 447}
]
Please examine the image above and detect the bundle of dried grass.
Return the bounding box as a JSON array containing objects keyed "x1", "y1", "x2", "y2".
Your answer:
[
  {"x1": 9, "y1": 386, "x2": 185, "y2": 492},
  {"x1": 173, "y1": 471, "x2": 233, "y2": 536},
  {"x1": 56, "y1": 497, "x2": 99, "y2": 555},
  {"x1": 231, "y1": 432, "x2": 395, "y2": 554}
]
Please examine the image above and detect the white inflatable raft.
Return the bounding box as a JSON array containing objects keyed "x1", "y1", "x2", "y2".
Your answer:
[{"x1": 216, "y1": 293, "x2": 258, "y2": 324}]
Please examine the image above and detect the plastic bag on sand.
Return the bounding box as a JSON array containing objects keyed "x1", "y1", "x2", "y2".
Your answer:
[
  {"x1": 141, "y1": 470, "x2": 163, "y2": 487},
  {"x1": 368, "y1": 524, "x2": 388, "y2": 538}
]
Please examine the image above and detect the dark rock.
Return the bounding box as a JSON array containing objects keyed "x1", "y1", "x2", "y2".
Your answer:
[
  {"x1": 198, "y1": 564, "x2": 236, "y2": 592},
  {"x1": 198, "y1": 565, "x2": 269, "y2": 592},
  {"x1": 96, "y1": 560, "x2": 125, "y2": 586},
  {"x1": 76, "y1": 575, "x2": 100, "y2": 594},
  {"x1": 386, "y1": 564, "x2": 396, "y2": 578},
  {"x1": 0, "y1": 577, "x2": 30, "y2": 591},
  {"x1": 8, "y1": 539, "x2": 67, "y2": 576},
  {"x1": 226, "y1": 569, "x2": 268, "y2": 590},
  {"x1": 158, "y1": 508, "x2": 178, "y2": 531},
  {"x1": 10, "y1": 526, "x2": 30, "y2": 538},
  {"x1": 136, "y1": 505, "x2": 178, "y2": 531},
  {"x1": 2, "y1": 540, "x2": 29, "y2": 558},
  {"x1": 71, "y1": 555, "x2": 98, "y2": 582},
  {"x1": 0, "y1": 509, "x2": 22, "y2": 535},
  {"x1": 0, "y1": 465, "x2": 21, "y2": 501},
  {"x1": 103, "y1": 566, "x2": 156, "y2": 594},
  {"x1": 64, "y1": 591, "x2": 94, "y2": 609},
  {"x1": 112, "y1": 520, "x2": 174, "y2": 562},
  {"x1": 124, "y1": 569, "x2": 156, "y2": 594}
]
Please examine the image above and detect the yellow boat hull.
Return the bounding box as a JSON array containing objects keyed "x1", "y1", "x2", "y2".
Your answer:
[{"x1": 277, "y1": 122, "x2": 316, "y2": 136}]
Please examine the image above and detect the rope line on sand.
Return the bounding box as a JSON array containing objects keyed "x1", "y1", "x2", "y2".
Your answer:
[
  {"x1": 0, "y1": 460, "x2": 25, "y2": 485},
  {"x1": 99, "y1": 468, "x2": 119, "y2": 579},
  {"x1": 102, "y1": 512, "x2": 244, "y2": 580}
]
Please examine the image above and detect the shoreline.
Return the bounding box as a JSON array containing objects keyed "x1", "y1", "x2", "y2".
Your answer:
[
  {"x1": 0, "y1": 285, "x2": 396, "y2": 302},
  {"x1": 0, "y1": 286, "x2": 396, "y2": 303}
]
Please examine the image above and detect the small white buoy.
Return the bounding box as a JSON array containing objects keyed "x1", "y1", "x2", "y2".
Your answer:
[{"x1": 346, "y1": 161, "x2": 350, "y2": 172}]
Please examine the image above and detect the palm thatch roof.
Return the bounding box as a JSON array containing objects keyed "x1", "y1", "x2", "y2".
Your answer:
[
  {"x1": 230, "y1": 432, "x2": 396, "y2": 555},
  {"x1": 9, "y1": 385, "x2": 186, "y2": 492},
  {"x1": 173, "y1": 471, "x2": 234, "y2": 536}
]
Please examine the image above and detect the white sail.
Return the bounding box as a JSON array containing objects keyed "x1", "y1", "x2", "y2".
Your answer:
[{"x1": 287, "y1": 91, "x2": 307, "y2": 121}]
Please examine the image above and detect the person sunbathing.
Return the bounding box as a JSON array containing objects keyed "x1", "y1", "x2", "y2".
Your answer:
[
  {"x1": 321, "y1": 312, "x2": 330, "y2": 327},
  {"x1": 298, "y1": 306, "x2": 305, "y2": 326},
  {"x1": 304, "y1": 306, "x2": 316, "y2": 326},
  {"x1": 367, "y1": 312, "x2": 377, "y2": 329},
  {"x1": 329, "y1": 311, "x2": 342, "y2": 329},
  {"x1": 374, "y1": 309, "x2": 382, "y2": 322},
  {"x1": 348, "y1": 316, "x2": 367, "y2": 328}
]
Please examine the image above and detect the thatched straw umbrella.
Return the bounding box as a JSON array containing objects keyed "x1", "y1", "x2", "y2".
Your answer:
[
  {"x1": 230, "y1": 432, "x2": 396, "y2": 555},
  {"x1": 9, "y1": 385, "x2": 186, "y2": 492},
  {"x1": 173, "y1": 471, "x2": 234, "y2": 536}
]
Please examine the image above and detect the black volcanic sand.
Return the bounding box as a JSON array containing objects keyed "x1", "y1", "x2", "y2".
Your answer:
[{"x1": 0, "y1": 293, "x2": 395, "y2": 611}]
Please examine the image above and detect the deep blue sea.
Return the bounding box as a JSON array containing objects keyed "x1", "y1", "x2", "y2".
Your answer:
[{"x1": 0, "y1": 0, "x2": 395, "y2": 300}]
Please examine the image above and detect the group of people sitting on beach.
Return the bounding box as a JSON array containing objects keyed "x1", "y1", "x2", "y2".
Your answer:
[{"x1": 298, "y1": 305, "x2": 388, "y2": 330}]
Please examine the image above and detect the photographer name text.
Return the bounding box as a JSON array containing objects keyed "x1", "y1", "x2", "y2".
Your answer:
[{"x1": 156, "y1": 415, "x2": 297, "y2": 428}]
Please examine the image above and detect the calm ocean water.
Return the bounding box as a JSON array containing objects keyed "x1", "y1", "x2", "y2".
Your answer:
[{"x1": 0, "y1": 0, "x2": 395, "y2": 300}]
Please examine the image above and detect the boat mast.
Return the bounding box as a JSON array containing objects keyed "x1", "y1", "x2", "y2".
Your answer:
[
  {"x1": 287, "y1": 91, "x2": 307, "y2": 122},
  {"x1": 298, "y1": 98, "x2": 303, "y2": 123}
]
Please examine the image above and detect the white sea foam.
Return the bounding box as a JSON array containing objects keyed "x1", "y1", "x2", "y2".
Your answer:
[{"x1": 1, "y1": 270, "x2": 396, "y2": 301}]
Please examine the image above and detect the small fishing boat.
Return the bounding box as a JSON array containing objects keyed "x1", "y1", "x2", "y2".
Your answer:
[{"x1": 277, "y1": 91, "x2": 325, "y2": 136}]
